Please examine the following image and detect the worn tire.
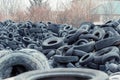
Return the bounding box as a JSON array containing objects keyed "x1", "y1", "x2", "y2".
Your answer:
[
  {"x1": 95, "y1": 36, "x2": 120, "y2": 50},
  {"x1": 14, "y1": 68, "x2": 108, "y2": 80},
  {"x1": 73, "y1": 41, "x2": 95, "y2": 52},
  {"x1": 42, "y1": 37, "x2": 64, "y2": 49},
  {"x1": 53, "y1": 55, "x2": 79, "y2": 63},
  {"x1": 94, "y1": 46, "x2": 120, "y2": 64},
  {"x1": 92, "y1": 28, "x2": 105, "y2": 40},
  {"x1": 0, "y1": 49, "x2": 50, "y2": 79},
  {"x1": 19, "y1": 49, "x2": 50, "y2": 68},
  {"x1": 79, "y1": 53, "x2": 94, "y2": 65}
]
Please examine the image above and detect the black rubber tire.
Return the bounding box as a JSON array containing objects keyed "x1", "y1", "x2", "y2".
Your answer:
[
  {"x1": 103, "y1": 31, "x2": 114, "y2": 39},
  {"x1": 7, "y1": 40, "x2": 18, "y2": 50},
  {"x1": 73, "y1": 41, "x2": 95, "y2": 52},
  {"x1": 103, "y1": 27, "x2": 119, "y2": 36},
  {"x1": 74, "y1": 39, "x2": 88, "y2": 45},
  {"x1": 0, "y1": 49, "x2": 50, "y2": 79},
  {"x1": 27, "y1": 44, "x2": 38, "y2": 49},
  {"x1": 115, "y1": 24, "x2": 120, "y2": 34},
  {"x1": 79, "y1": 34, "x2": 99, "y2": 41},
  {"x1": 59, "y1": 30, "x2": 68, "y2": 37},
  {"x1": 66, "y1": 29, "x2": 87, "y2": 45},
  {"x1": 68, "y1": 29, "x2": 77, "y2": 34},
  {"x1": 0, "y1": 50, "x2": 13, "y2": 78},
  {"x1": 66, "y1": 63, "x2": 75, "y2": 68},
  {"x1": 0, "y1": 44, "x2": 5, "y2": 50},
  {"x1": 56, "y1": 45, "x2": 72, "y2": 55},
  {"x1": 92, "y1": 28, "x2": 105, "y2": 40},
  {"x1": 65, "y1": 47, "x2": 74, "y2": 56},
  {"x1": 79, "y1": 53, "x2": 94, "y2": 65},
  {"x1": 22, "y1": 37, "x2": 32, "y2": 47},
  {"x1": 6, "y1": 24, "x2": 18, "y2": 33},
  {"x1": 87, "y1": 62, "x2": 99, "y2": 69},
  {"x1": 14, "y1": 68, "x2": 108, "y2": 80},
  {"x1": 53, "y1": 55, "x2": 79, "y2": 63},
  {"x1": 42, "y1": 37, "x2": 64, "y2": 49},
  {"x1": 94, "y1": 46, "x2": 120, "y2": 64},
  {"x1": 46, "y1": 50, "x2": 56, "y2": 59},
  {"x1": 42, "y1": 49, "x2": 54, "y2": 55},
  {"x1": 29, "y1": 28, "x2": 42, "y2": 33},
  {"x1": 79, "y1": 22, "x2": 94, "y2": 31},
  {"x1": 19, "y1": 49, "x2": 50, "y2": 68},
  {"x1": 73, "y1": 50, "x2": 88, "y2": 57},
  {"x1": 47, "y1": 23, "x2": 60, "y2": 34},
  {"x1": 95, "y1": 36, "x2": 120, "y2": 50},
  {"x1": 63, "y1": 25, "x2": 73, "y2": 31}
]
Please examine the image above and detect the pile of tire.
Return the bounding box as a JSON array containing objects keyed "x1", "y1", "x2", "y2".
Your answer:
[{"x1": 1, "y1": 19, "x2": 120, "y2": 79}]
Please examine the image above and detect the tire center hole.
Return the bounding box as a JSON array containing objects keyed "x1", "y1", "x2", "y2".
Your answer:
[
  {"x1": 10, "y1": 65, "x2": 28, "y2": 77},
  {"x1": 95, "y1": 32, "x2": 99, "y2": 37},
  {"x1": 9, "y1": 34, "x2": 13, "y2": 38},
  {"x1": 104, "y1": 33, "x2": 109, "y2": 38},
  {"x1": 48, "y1": 40, "x2": 57, "y2": 44},
  {"x1": 66, "y1": 26, "x2": 70, "y2": 29},
  {"x1": 36, "y1": 75, "x2": 91, "y2": 80},
  {"x1": 24, "y1": 37, "x2": 30, "y2": 41},
  {"x1": 82, "y1": 55, "x2": 89, "y2": 60}
]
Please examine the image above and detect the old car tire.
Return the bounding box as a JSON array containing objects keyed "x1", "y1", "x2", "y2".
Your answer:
[
  {"x1": 53, "y1": 55, "x2": 79, "y2": 63},
  {"x1": 42, "y1": 37, "x2": 64, "y2": 49},
  {"x1": 0, "y1": 49, "x2": 50, "y2": 79},
  {"x1": 14, "y1": 68, "x2": 108, "y2": 80},
  {"x1": 79, "y1": 53, "x2": 94, "y2": 65},
  {"x1": 94, "y1": 46, "x2": 119, "y2": 64}
]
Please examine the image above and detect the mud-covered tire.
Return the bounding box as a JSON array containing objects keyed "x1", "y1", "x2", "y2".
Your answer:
[{"x1": 14, "y1": 68, "x2": 108, "y2": 80}]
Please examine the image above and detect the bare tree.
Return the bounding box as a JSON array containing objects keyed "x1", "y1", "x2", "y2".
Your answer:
[
  {"x1": 0, "y1": 0, "x2": 30, "y2": 16},
  {"x1": 56, "y1": 0, "x2": 96, "y2": 27},
  {"x1": 29, "y1": 0, "x2": 48, "y2": 7},
  {"x1": 29, "y1": 0, "x2": 42, "y2": 7}
]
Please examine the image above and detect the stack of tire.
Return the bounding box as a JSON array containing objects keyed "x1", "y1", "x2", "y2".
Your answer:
[{"x1": 1, "y1": 19, "x2": 120, "y2": 79}]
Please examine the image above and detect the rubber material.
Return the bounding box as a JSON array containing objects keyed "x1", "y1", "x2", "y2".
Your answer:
[
  {"x1": 42, "y1": 37, "x2": 64, "y2": 49},
  {"x1": 14, "y1": 68, "x2": 108, "y2": 80},
  {"x1": 0, "y1": 49, "x2": 50, "y2": 79},
  {"x1": 94, "y1": 46, "x2": 120, "y2": 64},
  {"x1": 53, "y1": 55, "x2": 79, "y2": 63}
]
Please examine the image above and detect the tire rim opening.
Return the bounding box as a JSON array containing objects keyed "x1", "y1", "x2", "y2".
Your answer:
[
  {"x1": 10, "y1": 65, "x2": 28, "y2": 77},
  {"x1": 36, "y1": 75, "x2": 91, "y2": 80},
  {"x1": 48, "y1": 40, "x2": 57, "y2": 44}
]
